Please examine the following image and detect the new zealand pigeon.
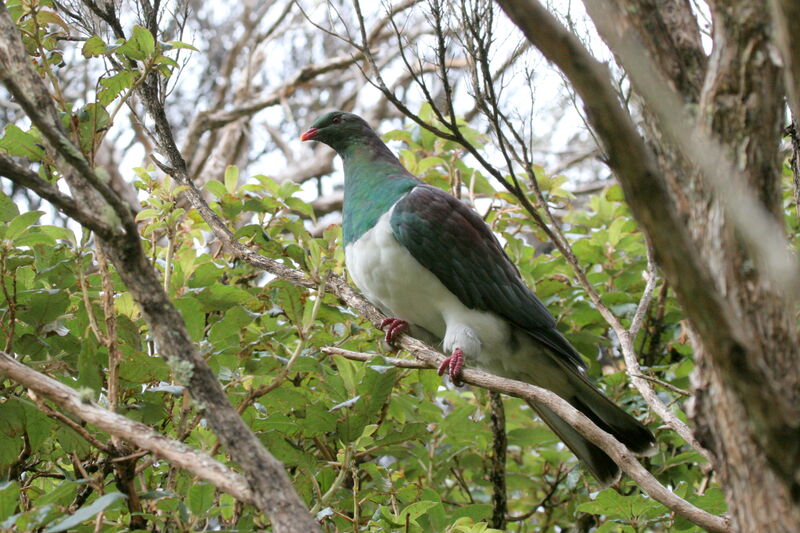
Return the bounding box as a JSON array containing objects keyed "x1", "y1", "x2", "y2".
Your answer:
[{"x1": 301, "y1": 111, "x2": 655, "y2": 484}]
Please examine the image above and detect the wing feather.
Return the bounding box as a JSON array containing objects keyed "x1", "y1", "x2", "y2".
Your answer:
[{"x1": 390, "y1": 185, "x2": 585, "y2": 370}]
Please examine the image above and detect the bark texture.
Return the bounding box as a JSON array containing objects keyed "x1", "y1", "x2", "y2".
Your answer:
[
  {"x1": 589, "y1": 0, "x2": 800, "y2": 529},
  {"x1": 688, "y1": 3, "x2": 800, "y2": 528},
  {"x1": 500, "y1": 0, "x2": 800, "y2": 530}
]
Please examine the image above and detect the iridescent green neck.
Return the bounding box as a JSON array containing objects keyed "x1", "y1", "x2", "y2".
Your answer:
[{"x1": 341, "y1": 142, "x2": 418, "y2": 245}]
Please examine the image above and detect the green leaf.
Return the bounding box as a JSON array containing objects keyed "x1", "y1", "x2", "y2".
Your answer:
[
  {"x1": 6, "y1": 210, "x2": 44, "y2": 241},
  {"x1": 451, "y1": 504, "x2": 493, "y2": 523},
  {"x1": 572, "y1": 238, "x2": 605, "y2": 264},
  {"x1": 35, "y1": 481, "x2": 78, "y2": 507},
  {"x1": 77, "y1": 341, "x2": 102, "y2": 396},
  {"x1": 204, "y1": 180, "x2": 227, "y2": 199},
  {"x1": 399, "y1": 500, "x2": 438, "y2": 522},
  {"x1": 38, "y1": 225, "x2": 75, "y2": 245},
  {"x1": 0, "y1": 482, "x2": 19, "y2": 522},
  {"x1": 119, "y1": 351, "x2": 170, "y2": 383},
  {"x1": 36, "y1": 10, "x2": 70, "y2": 33},
  {"x1": 674, "y1": 488, "x2": 727, "y2": 530},
  {"x1": 135, "y1": 208, "x2": 160, "y2": 222},
  {"x1": 131, "y1": 25, "x2": 156, "y2": 56},
  {"x1": 418, "y1": 156, "x2": 445, "y2": 174},
  {"x1": 154, "y1": 55, "x2": 179, "y2": 68},
  {"x1": 98, "y1": 71, "x2": 134, "y2": 106},
  {"x1": 0, "y1": 192, "x2": 19, "y2": 223},
  {"x1": 76, "y1": 103, "x2": 110, "y2": 152},
  {"x1": 175, "y1": 297, "x2": 205, "y2": 341},
  {"x1": 54, "y1": 425, "x2": 92, "y2": 456},
  {"x1": 608, "y1": 217, "x2": 631, "y2": 247},
  {"x1": 44, "y1": 492, "x2": 126, "y2": 532},
  {"x1": 82, "y1": 35, "x2": 106, "y2": 57},
  {"x1": 208, "y1": 305, "x2": 253, "y2": 346},
  {"x1": 285, "y1": 197, "x2": 314, "y2": 219},
  {"x1": 0, "y1": 124, "x2": 44, "y2": 160},
  {"x1": 187, "y1": 483, "x2": 214, "y2": 516},
  {"x1": 196, "y1": 284, "x2": 254, "y2": 312},
  {"x1": 117, "y1": 26, "x2": 156, "y2": 60},
  {"x1": 577, "y1": 488, "x2": 666, "y2": 521},
  {"x1": 382, "y1": 129, "x2": 415, "y2": 145},
  {"x1": 338, "y1": 363, "x2": 397, "y2": 442},
  {"x1": 224, "y1": 165, "x2": 239, "y2": 194},
  {"x1": 17, "y1": 289, "x2": 69, "y2": 327},
  {"x1": 166, "y1": 40, "x2": 199, "y2": 51}
]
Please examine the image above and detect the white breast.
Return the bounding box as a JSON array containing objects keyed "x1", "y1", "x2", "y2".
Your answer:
[{"x1": 345, "y1": 207, "x2": 512, "y2": 369}]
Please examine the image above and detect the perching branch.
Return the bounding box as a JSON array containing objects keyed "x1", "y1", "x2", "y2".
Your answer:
[
  {"x1": 140, "y1": 97, "x2": 729, "y2": 528},
  {"x1": 321, "y1": 343, "x2": 729, "y2": 533},
  {"x1": 134, "y1": 103, "x2": 730, "y2": 533}
]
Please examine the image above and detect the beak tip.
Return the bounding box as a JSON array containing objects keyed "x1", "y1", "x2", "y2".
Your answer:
[{"x1": 300, "y1": 128, "x2": 318, "y2": 142}]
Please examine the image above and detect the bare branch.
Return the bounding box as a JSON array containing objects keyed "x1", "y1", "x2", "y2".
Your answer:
[
  {"x1": 322, "y1": 346, "x2": 431, "y2": 368},
  {"x1": 0, "y1": 154, "x2": 118, "y2": 240},
  {"x1": 182, "y1": 54, "x2": 361, "y2": 153},
  {"x1": 0, "y1": 351, "x2": 254, "y2": 505}
]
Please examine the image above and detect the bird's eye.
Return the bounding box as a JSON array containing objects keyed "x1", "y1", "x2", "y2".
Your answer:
[{"x1": 332, "y1": 115, "x2": 342, "y2": 124}]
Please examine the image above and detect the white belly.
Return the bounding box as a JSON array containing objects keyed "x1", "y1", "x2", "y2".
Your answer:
[{"x1": 345, "y1": 208, "x2": 512, "y2": 369}]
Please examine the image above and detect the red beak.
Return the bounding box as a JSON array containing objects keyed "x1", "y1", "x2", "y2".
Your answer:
[{"x1": 300, "y1": 127, "x2": 318, "y2": 142}]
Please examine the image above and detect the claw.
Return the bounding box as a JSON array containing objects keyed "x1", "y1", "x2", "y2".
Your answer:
[
  {"x1": 379, "y1": 318, "x2": 409, "y2": 345},
  {"x1": 437, "y1": 348, "x2": 465, "y2": 386}
]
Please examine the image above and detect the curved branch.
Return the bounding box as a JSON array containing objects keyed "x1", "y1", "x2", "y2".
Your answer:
[{"x1": 0, "y1": 351, "x2": 254, "y2": 505}]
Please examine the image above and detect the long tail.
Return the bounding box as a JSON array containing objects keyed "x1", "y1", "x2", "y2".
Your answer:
[
  {"x1": 529, "y1": 401, "x2": 621, "y2": 485},
  {"x1": 528, "y1": 368, "x2": 656, "y2": 486}
]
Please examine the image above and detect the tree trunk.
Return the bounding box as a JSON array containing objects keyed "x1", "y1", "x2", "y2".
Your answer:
[
  {"x1": 587, "y1": 0, "x2": 800, "y2": 529},
  {"x1": 499, "y1": 0, "x2": 800, "y2": 529},
  {"x1": 685, "y1": 2, "x2": 800, "y2": 528}
]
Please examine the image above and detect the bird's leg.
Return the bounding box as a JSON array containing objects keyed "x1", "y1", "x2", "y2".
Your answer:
[
  {"x1": 437, "y1": 348, "x2": 465, "y2": 386},
  {"x1": 379, "y1": 317, "x2": 409, "y2": 345}
]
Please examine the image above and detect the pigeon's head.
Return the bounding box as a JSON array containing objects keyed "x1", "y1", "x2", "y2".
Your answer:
[{"x1": 300, "y1": 111, "x2": 375, "y2": 153}]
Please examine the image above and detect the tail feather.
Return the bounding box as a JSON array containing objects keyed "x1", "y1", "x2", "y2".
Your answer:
[
  {"x1": 526, "y1": 363, "x2": 656, "y2": 484},
  {"x1": 529, "y1": 401, "x2": 621, "y2": 486},
  {"x1": 570, "y1": 391, "x2": 656, "y2": 456}
]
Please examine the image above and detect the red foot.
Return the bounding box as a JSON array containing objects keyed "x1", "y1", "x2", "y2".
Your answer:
[
  {"x1": 437, "y1": 348, "x2": 465, "y2": 386},
  {"x1": 379, "y1": 318, "x2": 409, "y2": 345}
]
